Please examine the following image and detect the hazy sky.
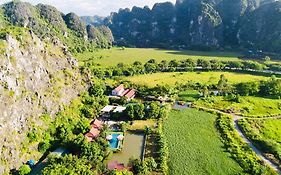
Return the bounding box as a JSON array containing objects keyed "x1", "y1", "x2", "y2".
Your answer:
[{"x1": 0, "y1": 0, "x2": 176, "y2": 16}]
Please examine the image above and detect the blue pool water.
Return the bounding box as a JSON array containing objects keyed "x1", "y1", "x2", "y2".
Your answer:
[{"x1": 109, "y1": 134, "x2": 120, "y2": 149}]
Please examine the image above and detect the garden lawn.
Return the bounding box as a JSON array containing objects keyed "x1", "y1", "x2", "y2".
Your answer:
[
  {"x1": 124, "y1": 71, "x2": 270, "y2": 87},
  {"x1": 195, "y1": 96, "x2": 281, "y2": 117},
  {"x1": 129, "y1": 119, "x2": 156, "y2": 130},
  {"x1": 164, "y1": 108, "x2": 243, "y2": 175},
  {"x1": 75, "y1": 48, "x2": 241, "y2": 66}
]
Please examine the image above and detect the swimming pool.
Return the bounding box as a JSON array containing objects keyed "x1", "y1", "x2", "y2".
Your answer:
[{"x1": 109, "y1": 134, "x2": 120, "y2": 149}]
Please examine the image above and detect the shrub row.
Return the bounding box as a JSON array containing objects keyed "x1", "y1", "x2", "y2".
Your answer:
[{"x1": 154, "y1": 120, "x2": 169, "y2": 175}]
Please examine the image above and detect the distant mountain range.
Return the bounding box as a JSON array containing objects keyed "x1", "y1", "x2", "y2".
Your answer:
[
  {"x1": 97, "y1": 0, "x2": 281, "y2": 54},
  {"x1": 81, "y1": 15, "x2": 105, "y2": 26}
]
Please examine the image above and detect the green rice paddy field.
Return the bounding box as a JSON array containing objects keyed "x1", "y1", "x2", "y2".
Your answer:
[
  {"x1": 75, "y1": 48, "x2": 241, "y2": 66},
  {"x1": 164, "y1": 109, "x2": 243, "y2": 175},
  {"x1": 123, "y1": 71, "x2": 270, "y2": 87}
]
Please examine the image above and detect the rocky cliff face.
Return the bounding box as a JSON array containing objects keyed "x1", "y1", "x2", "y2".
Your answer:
[
  {"x1": 0, "y1": 1, "x2": 113, "y2": 174},
  {"x1": 0, "y1": 28, "x2": 85, "y2": 174},
  {"x1": 106, "y1": 0, "x2": 281, "y2": 53},
  {"x1": 238, "y1": 1, "x2": 281, "y2": 53}
]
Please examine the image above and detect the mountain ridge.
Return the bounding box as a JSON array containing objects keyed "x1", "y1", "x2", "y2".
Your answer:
[{"x1": 104, "y1": 0, "x2": 281, "y2": 55}]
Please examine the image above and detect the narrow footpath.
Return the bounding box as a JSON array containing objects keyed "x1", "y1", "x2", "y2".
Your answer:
[{"x1": 232, "y1": 114, "x2": 281, "y2": 174}]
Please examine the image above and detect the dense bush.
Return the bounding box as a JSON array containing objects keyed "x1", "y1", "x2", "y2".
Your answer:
[
  {"x1": 18, "y1": 165, "x2": 31, "y2": 175},
  {"x1": 155, "y1": 121, "x2": 169, "y2": 174},
  {"x1": 124, "y1": 102, "x2": 168, "y2": 120},
  {"x1": 236, "y1": 76, "x2": 281, "y2": 97},
  {"x1": 42, "y1": 155, "x2": 94, "y2": 175}
]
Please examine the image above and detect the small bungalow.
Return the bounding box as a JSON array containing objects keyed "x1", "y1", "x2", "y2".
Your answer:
[
  {"x1": 124, "y1": 89, "x2": 136, "y2": 101},
  {"x1": 102, "y1": 105, "x2": 116, "y2": 114},
  {"x1": 113, "y1": 106, "x2": 127, "y2": 113},
  {"x1": 85, "y1": 128, "x2": 100, "y2": 142}
]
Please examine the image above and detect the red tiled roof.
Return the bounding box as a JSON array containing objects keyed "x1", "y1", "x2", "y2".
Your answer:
[
  {"x1": 85, "y1": 133, "x2": 93, "y2": 142},
  {"x1": 120, "y1": 89, "x2": 130, "y2": 97},
  {"x1": 91, "y1": 119, "x2": 103, "y2": 129},
  {"x1": 125, "y1": 89, "x2": 136, "y2": 99},
  {"x1": 89, "y1": 127, "x2": 100, "y2": 137},
  {"x1": 114, "y1": 84, "x2": 124, "y2": 92}
]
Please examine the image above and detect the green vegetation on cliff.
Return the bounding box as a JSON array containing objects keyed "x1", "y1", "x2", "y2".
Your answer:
[{"x1": 0, "y1": 1, "x2": 113, "y2": 54}]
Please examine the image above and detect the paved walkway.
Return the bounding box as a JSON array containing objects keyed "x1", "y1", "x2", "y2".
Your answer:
[{"x1": 194, "y1": 106, "x2": 281, "y2": 174}]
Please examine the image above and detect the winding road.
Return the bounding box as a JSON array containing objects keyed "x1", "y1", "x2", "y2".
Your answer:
[{"x1": 194, "y1": 106, "x2": 281, "y2": 174}]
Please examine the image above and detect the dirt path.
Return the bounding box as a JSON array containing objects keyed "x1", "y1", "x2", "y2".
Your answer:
[
  {"x1": 232, "y1": 114, "x2": 281, "y2": 174},
  {"x1": 193, "y1": 106, "x2": 281, "y2": 174}
]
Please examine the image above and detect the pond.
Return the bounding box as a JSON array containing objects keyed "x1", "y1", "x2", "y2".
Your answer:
[{"x1": 110, "y1": 132, "x2": 145, "y2": 165}]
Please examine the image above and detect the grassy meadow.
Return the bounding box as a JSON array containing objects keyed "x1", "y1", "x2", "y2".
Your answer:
[
  {"x1": 243, "y1": 119, "x2": 281, "y2": 143},
  {"x1": 163, "y1": 108, "x2": 243, "y2": 175},
  {"x1": 123, "y1": 71, "x2": 270, "y2": 87},
  {"x1": 238, "y1": 118, "x2": 281, "y2": 166},
  {"x1": 75, "y1": 48, "x2": 241, "y2": 66},
  {"x1": 195, "y1": 96, "x2": 281, "y2": 117}
]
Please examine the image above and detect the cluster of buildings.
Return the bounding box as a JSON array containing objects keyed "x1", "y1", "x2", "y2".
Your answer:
[
  {"x1": 111, "y1": 84, "x2": 136, "y2": 101},
  {"x1": 84, "y1": 85, "x2": 134, "y2": 142}
]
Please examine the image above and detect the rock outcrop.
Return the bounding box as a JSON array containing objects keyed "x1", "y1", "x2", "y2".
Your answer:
[
  {"x1": 0, "y1": 28, "x2": 84, "y2": 174},
  {"x1": 2, "y1": 1, "x2": 113, "y2": 53}
]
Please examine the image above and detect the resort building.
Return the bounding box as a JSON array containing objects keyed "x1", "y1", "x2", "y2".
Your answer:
[
  {"x1": 111, "y1": 84, "x2": 136, "y2": 101},
  {"x1": 124, "y1": 89, "x2": 136, "y2": 101},
  {"x1": 85, "y1": 119, "x2": 103, "y2": 142},
  {"x1": 101, "y1": 105, "x2": 126, "y2": 115},
  {"x1": 91, "y1": 119, "x2": 103, "y2": 129}
]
